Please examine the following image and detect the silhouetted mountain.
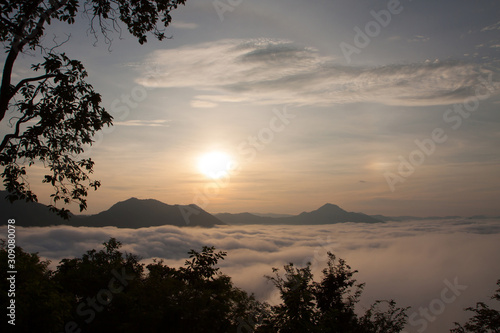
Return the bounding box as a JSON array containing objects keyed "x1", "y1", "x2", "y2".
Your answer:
[
  {"x1": 4, "y1": 191, "x2": 496, "y2": 228},
  {"x1": 369, "y1": 215, "x2": 401, "y2": 222},
  {"x1": 216, "y1": 203, "x2": 382, "y2": 225},
  {"x1": 369, "y1": 214, "x2": 463, "y2": 222},
  {"x1": 466, "y1": 215, "x2": 500, "y2": 220},
  {"x1": 79, "y1": 198, "x2": 224, "y2": 228},
  {"x1": 252, "y1": 213, "x2": 294, "y2": 218},
  {"x1": 0, "y1": 191, "x2": 72, "y2": 226},
  {"x1": 0, "y1": 192, "x2": 224, "y2": 228},
  {"x1": 215, "y1": 212, "x2": 275, "y2": 225}
]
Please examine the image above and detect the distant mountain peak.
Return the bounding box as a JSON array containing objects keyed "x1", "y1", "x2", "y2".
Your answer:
[
  {"x1": 0, "y1": 193, "x2": 224, "y2": 228},
  {"x1": 216, "y1": 203, "x2": 382, "y2": 225},
  {"x1": 120, "y1": 197, "x2": 140, "y2": 203},
  {"x1": 320, "y1": 203, "x2": 340, "y2": 208},
  {"x1": 93, "y1": 198, "x2": 225, "y2": 228},
  {"x1": 317, "y1": 203, "x2": 344, "y2": 211}
]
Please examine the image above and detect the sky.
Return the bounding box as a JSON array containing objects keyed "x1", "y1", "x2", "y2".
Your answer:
[
  {"x1": 2, "y1": 0, "x2": 500, "y2": 216},
  {"x1": 5, "y1": 218, "x2": 500, "y2": 333}
]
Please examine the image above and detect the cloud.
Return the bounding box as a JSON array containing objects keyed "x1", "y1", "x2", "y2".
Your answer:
[
  {"x1": 387, "y1": 36, "x2": 402, "y2": 42},
  {"x1": 114, "y1": 119, "x2": 170, "y2": 127},
  {"x1": 5, "y1": 218, "x2": 500, "y2": 332},
  {"x1": 481, "y1": 21, "x2": 500, "y2": 32},
  {"x1": 408, "y1": 35, "x2": 430, "y2": 42},
  {"x1": 136, "y1": 38, "x2": 499, "y2": 107},
  {"x1": 170, "y1": 21, "x2": 199, "y2": 30},
  {"x1": 190, "y1": 99, "x2": 218, "y2": 108}
]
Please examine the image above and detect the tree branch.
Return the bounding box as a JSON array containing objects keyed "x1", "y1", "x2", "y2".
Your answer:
[
  {"x1": 0, "y1": 112, "x2": 36, "y2": 152},
  {"x1": 0, "y1": 0, "x2": 63, "y2": 123},
  {"x1": 0, "y1": 71, "x2": 50, "y2": 153},
  {"x1": 0, "y1": 15, "x2": 17, "y2": 31},
  {"x1": 11, "y1": 74, "x2": 56, "y2": 97},
  {"x1": 0, "y1": 30, "x2": 22, "y2": 122}
]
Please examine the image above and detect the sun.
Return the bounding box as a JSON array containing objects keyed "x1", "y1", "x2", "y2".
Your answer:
[{"x1": 198, "y1": 151, "x2": 233, "y2": 179}]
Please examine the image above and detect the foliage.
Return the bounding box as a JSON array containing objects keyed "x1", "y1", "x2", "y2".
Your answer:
[
  {"x1": 0, "y1": 0, "x2": 187, "y2": 218},
  {"x1": 0, "y1": 239, "x2": 412, "y2": 333},
  {"x1": 451, "y1": 280, "x2": 500, "y2": 333},
  {"x1": 0, "y1": 240, "x2": 72, "y2": 333},
  {"x1": 0, "y1": 238, "x2": 257, "y2": 333},
  {"x1": 6, "y1": 238, "x2": 500, "y2": 333},
  {"x1": 258, "y1": 252, "x2": 409, "y2": 333}
]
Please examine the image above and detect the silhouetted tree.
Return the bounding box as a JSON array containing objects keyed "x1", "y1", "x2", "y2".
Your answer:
[
  {"x1": 263, "y1": 263, "x2": 317, "y2": 332},
  {"x1": 451, "y1": 280, "x2": 500, "y2": 333},
  {"x1": 53, "y1": 238, "x2": 144, "y2": 332},
  {"x1": 0, "y1": 240, "x2": 72, "y2": 333},
  {"x1": 258, "y1": 253, "x2": 408, "y2": 332},
  {"x1": 4, "y1": 238, "x2": 260, "y2": 333},
  {"x1": 1, "y1": 240, "x2": 412, "y2": 333},
  {"x1": 136, "y1": 247, "x2": 263, "y2": 333},
  {"x1": 0, "y1": 0, "x2": 187, "y2": 218}
]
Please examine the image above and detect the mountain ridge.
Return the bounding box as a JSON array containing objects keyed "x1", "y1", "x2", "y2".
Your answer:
[
  {"x1": 78, "y1": 197, "x2": 224, "y2": 228},
  {"x1": 2, "y1": 191, "x2": 498, "y2": 227},
  {"x1": 0, "y1": 193, "x2": 224, "y2": 228},
  {"x1": 215, "y1": 203, "x2": 383, "y2": 225}
]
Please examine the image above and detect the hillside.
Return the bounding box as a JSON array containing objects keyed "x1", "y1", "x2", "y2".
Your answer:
[
  {"x1": 0, "y1": 192, "x2": 224, "y2": 228},
  {"x1": 79, "y1": 198, "x2": 224, "y2": 228},
  {"x1": 216, "y1": 203, "x2": 382, "y2": 225}
]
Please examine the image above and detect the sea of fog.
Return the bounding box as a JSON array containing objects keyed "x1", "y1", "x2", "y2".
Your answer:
[{"x1": 3, "y1": 218, "x2": 500, "y2": 333}]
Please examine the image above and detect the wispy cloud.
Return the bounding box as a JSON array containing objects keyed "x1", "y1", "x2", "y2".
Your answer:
[
  {"x1": 481, "y1": 21, "x2": 500, "y2": 32},
  {"x1": 114, "y1": 119, "x2": 170, "y2": 127},
  {"x1": 137, "y1": 38, "x2": 499, "y2": 108},
  {"x1": 408, "y1": 35, "x2": 430, "y2": 42},
  {"x1": 170, "y1": 21, "x2": 199, "y2": 30},
  {"x1": 190, "y1": 100, "x2": 218, "y2": 108}
]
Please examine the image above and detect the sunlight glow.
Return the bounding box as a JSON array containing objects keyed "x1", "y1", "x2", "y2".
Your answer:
[{"x1": 198, "y1": 151, "x2": 233, "y2": 179}]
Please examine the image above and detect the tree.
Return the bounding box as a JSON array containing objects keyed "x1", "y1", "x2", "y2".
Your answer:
[
  {"x1": 263, "y1": 263, "x2": 317, "y2": 332},
  {"x1": 0, "y1": 0, "x2": 187, "y2": 218},
  {"x1": 1, "y1": 239, "x2": 412, "y2": 332},
  {"x1": 53, "y1": 237, "x2": 145, "y2": 332},
  {"x1": 12, "y1": 238, "x2": 262, "y2": 333},
  {"x1": 451, "y1": 280, "x2": 500, "y2": 333},
  {"x1": 126, "y1": 246, "x2": 266, "y2": 333},
  {"x1": 258, "y1": 253, "x2": 409, "y2": 333},
  {"x1": 0, "y1": 240, "x2": 73, "y2": 333}
]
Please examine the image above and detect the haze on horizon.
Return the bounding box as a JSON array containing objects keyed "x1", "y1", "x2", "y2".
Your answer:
[{"x1": 1, "y1": 0, "x2": 499, "y2": 218}]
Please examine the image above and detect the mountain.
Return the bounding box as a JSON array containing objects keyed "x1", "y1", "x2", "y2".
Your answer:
[
  {"x1": 0, "y1": 192, "x2": 224, "y2": 228},
  {"x1": 370, "y1": 214, "x2": 463, "y2": 222},
  {"x1": 0, "y1": 191, "x2": 72, "y2": 226},
  {"x1": 252, "y1": 213, "x2": 295, "y2": 218},
  {"x1": 288, "y1": 203, "x2": 382, "y2": 224},
  {"x1": 4, "y1": 191, "x2": 495, "y2": 228},
  {"x1": 215, "y1": 212, "x2": 275, "y2": 225},
  {"x1": 216, "y1": 203, "x2": 382, "y2": 225},
  {"x1": 79, "y1": 198, "x2": 224, "y2": 228}
]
